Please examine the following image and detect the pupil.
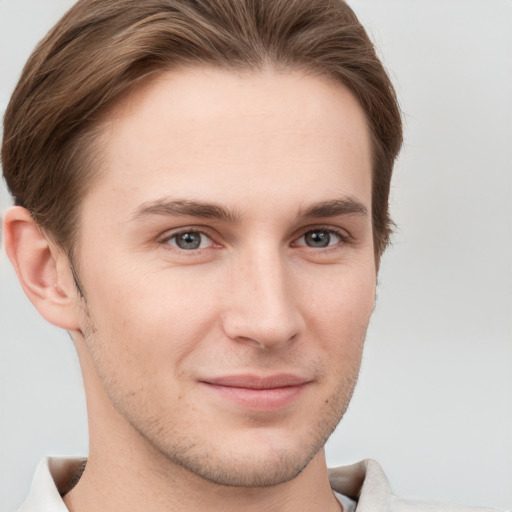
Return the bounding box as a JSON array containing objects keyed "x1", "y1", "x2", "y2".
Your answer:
[
  {"x1": 306, "y1": 231, "x2": 330, "y2": 248},
  {"x1": 177, "y1": 232, "x2": 201, "y2": 250}
]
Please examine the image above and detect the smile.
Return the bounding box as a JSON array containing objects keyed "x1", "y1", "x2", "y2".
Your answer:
[{"x1": 200, "y1": 374, "x2": 310, "y2": 412}]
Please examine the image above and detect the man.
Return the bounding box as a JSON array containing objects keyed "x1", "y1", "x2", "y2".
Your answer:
[{"x1": 0, "y1": 0, "x2": 500, "y2": 511}]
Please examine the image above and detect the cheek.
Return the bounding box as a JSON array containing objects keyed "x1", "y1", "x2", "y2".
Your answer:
[
  {"x1": 305, "y1": 263, "x2": 376, "y2": 327},
  {"x1": 80, "y1": 263, "x2": 222, "y2": 372},
  {"x1": 302, "y1": 264, "x2": 375, "y2": 370}
]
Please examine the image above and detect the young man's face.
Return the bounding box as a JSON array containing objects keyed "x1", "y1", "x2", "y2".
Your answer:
[{"x1": 71, "y1": 68, "x2": 376, "y2": 486}]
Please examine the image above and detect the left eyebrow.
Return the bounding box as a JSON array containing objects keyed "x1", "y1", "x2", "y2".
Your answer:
[{"x1": 297, "y1": 198, "x2": 368, "y2": 220}]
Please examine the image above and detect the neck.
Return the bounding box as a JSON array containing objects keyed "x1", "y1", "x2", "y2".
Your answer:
[{"x1": 65, "y1": 442, "x2": 340, "y2": 512}]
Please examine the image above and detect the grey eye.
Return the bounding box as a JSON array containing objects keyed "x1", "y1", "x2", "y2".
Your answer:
[
  {"x1": 302, "y1": 229, "x2": 340, "y2": 248},
  {"x1": 171, "y1": 231, "x2": 207, "y2": 250}
]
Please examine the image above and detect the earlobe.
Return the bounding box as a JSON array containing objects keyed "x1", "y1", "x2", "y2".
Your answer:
[{"x1": 3, "y1": 206, "x2": 81, "y2": 331}]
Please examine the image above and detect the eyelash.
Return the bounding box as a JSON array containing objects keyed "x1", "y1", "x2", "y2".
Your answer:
[
  {"x1": 159, "y1": 225, "x2": 351, "y2": 254},
  {"x1": 294, "y1": 226, "x2": 350, "y2": 250},
  {"x1": 160, "y1": 228, "x2": 218, "y2": 253}
]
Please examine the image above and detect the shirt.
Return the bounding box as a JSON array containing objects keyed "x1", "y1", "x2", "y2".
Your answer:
[{"x1": 18, "y1": 457, "x2": 498, "y2": 511}]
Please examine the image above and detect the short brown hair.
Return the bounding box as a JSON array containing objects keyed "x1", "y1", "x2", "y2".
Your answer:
[{"x1": 2, "y1": 0, "x2": 402, "y2": 259}]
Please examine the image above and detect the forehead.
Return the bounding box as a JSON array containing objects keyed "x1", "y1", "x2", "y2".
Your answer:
[{"x1": 86, "y1": 67, "x2": 372, "y2": 219}]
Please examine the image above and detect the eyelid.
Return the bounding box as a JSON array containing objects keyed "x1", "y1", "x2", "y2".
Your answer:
[
  {"x1": 291, "y1": 225, "x2": 352, "y2": 247},
  {"x1": 158, "y1": 226, "x2": 220, "y2": 251},
  {"x1": 156, "y1": 223, "x2": 352, "y2": 253}
]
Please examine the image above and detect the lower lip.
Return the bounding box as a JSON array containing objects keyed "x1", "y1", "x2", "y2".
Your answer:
[{"x1": 201, "y1": 383, "x2": 307, "y2": 412}]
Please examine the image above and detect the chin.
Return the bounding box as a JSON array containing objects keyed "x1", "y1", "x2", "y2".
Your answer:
[
  {"x1": 165, "y1": 443, "x2": 318, "y2": 488},
  {"x1": 151, "y1": 415, "x2": 340, "y2": 488},
  {"x1": 119, "y1": 368, "x2": 357, "y2": 488}
]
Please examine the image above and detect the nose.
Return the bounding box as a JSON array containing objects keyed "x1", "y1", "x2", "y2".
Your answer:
[{"x1": 221, "y1": 247, "x2": 303, "y2": 350}]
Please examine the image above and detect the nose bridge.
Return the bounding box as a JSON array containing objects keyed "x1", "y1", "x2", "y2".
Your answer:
[{"x1": 223, "y1": 241, "x2": 301, "y2": 348}]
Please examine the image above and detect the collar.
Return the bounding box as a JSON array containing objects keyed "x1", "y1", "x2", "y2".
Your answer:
[
  {"x1": 18, "y1": 457, "x2": 373, "y2": 511},
  {"x1": 21, "y1": 456, "x2": 490, "y2": 512}
]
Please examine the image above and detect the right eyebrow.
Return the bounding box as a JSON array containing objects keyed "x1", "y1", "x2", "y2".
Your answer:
[{"x1": 131, "y1": 199, "x2": 242, "y2": 224}]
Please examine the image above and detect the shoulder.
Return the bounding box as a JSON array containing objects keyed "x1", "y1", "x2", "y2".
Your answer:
[{"x1": 329, "y1": 459, "x2": 500, "y2": 512}]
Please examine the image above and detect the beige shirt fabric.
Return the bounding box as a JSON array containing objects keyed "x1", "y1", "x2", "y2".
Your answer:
[{"x1": 18, "y1": 457, "x2": 498, "y2": 512}]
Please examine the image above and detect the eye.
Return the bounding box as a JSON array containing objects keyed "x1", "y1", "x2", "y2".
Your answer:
[
  {"x1": 296, "y1": 228, "x2": 342, "y2": 248},
  {"x1": 166, "y1": 230, "x2": 213, "y2": 251}
]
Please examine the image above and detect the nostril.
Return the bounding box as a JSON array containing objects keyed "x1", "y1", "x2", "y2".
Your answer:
[{"x1": 222, "y1": 312, "x2": 301, "y2": 350}]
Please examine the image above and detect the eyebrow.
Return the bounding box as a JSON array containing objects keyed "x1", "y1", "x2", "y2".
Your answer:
[
  {"x1": 131, "y1": 197, "x2": 367, "y2": 223},
  {"x1": 297, "y1": 198, "x2": 368, "y2": 219},
  {"x1": 131, "y1": 199, "x2": 242, "y2": 223}
]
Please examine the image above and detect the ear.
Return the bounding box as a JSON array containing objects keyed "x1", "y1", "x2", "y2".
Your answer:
[{"x1": 3, "y1": 206, "x2": 82, "y2": 331}]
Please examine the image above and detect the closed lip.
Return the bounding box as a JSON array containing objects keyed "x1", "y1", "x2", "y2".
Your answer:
[
  {"x1": 199, "y1": 374, "x2": 310, "y2": 389},
  {"x1": 198, "y1": 374, "x2": 311, "y2": 411}
]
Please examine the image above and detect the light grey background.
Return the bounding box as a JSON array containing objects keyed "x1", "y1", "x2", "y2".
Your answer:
[{"x1": 1, "y1": 1, "x2": 511, "y2": 511}]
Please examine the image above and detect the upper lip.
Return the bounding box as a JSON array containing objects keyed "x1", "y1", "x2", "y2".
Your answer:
[{"x1": 201, "y1": 374, "x2": 310, "y2": 389}]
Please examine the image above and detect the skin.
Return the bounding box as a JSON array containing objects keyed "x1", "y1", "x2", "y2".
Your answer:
[{"x1": 5, "y1": 67, "x2": 375, "y2": 512}]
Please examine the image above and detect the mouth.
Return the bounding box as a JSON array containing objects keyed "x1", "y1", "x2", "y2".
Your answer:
[{"x1": 199, "y1": 374, "x2": 311, "y2": 412}]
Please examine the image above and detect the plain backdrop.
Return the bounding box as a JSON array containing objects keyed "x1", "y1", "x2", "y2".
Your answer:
[{"x1": 1, "y1": 1, "x2": 511, "y2": 511}]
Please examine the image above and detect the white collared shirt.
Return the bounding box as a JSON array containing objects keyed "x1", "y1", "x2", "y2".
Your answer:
[{"x1": 18, "y1": 457, "x2": 498, "y2": 512}]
